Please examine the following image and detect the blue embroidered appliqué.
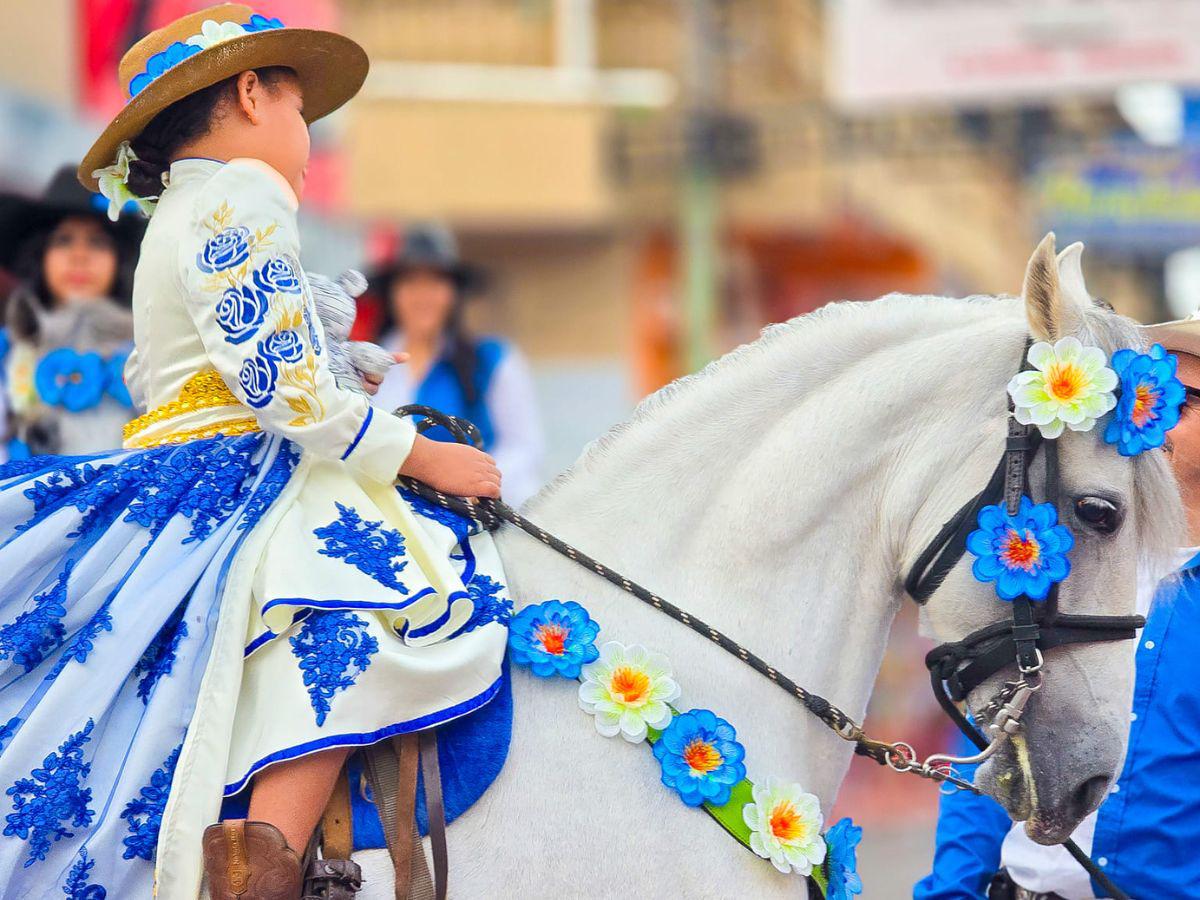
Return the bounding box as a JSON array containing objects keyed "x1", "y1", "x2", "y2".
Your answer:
[
  {"x1": 314, "y1": 503, "x2": 409, "y2": 593},
  {"x1": 119, "y1": 743, "x2": 181, "y2": 861},
  {"x1": 399, "y1": 488, "x2": 478, "y2": 543},
  {"x1": 4, "y1": 719, "x2": 95, "y2": 867},
  {"x1": 289, "y1": 612, "x2": 379, "y2": 726},
  {"x1": 460, "y1": 574, "x2": 512, "y2": 635},
  {"x1": 17, "y1": 436, "x2": 263, "y2": 544},
  {"x1": 0, "y1": 565, "x2": 72, "y2": 673},
  {"x1": 239, "y1": 442, "x2": 300, "y2": 531},
  {"x1": 47, "y1": 599, "x2": 114, "y2": 680},
  {"x1": 63, "y1": 848, "x2": 106, "y2": 899},
  {"x1": 132, "y1": 604, "x2": 189, "y2": 704},
  {"x1": 0, "y1": 716, "x2": 20, "y2": 751}
]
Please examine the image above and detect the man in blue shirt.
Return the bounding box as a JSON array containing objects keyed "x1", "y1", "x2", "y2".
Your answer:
[{"x1": 915, "y1": 329, "x2": 1200, "y2": 900}]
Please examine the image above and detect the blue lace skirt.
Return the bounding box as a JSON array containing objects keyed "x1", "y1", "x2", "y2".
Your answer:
[{"x1": 0, "y1": 433, "x2": 509, "y2": 899}]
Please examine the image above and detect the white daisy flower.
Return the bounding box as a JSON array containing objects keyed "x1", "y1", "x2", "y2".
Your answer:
[
  {"x1": 186, "y1": 19, "x2": 248, "y2": 51},
  {"x1": 1007, "y1": 337, "x2": 1117, "y2": 439},
  {"x1": 742, "y1": 778, "x2": 826, "y2": 876},
  {"x1": 577, "y1": 642, "x2": 680, "y2": 743}
]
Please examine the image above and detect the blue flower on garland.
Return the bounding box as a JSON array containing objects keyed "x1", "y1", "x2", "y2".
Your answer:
[
  {"x1": 823, "y1": 817, "x2": 864, "y2": 900},
  {"x1": 314, "y1": 502, "x2": 409, "y2": 592},
  {"x1": 1104, "y1": 344, "x2": 1186, "y2": 457},
  {"x1": 652, "y1": 709, "x2": 746, "y2": 807},
  {"x1": 966, "y1": 496, "x2": 1073, "y2": 601},
  {"x1": 289, "y1": 612, "x2": 379, "y2": 726},
  {"x1": 197, "y1": 225, "x2": 252, "y2": 273},
  {"x1": 508, "y1": 600, "x2": 600, "y2": 678},
  {"x1": 0, "y1": 564, "x2": 72, "y2": 673},
  {"x1": 35, "y1": 349, "x2": 107, "y2": 412},
  {"x1": 63, "y1": 848, "x2": 106, "y2": 899},
  {"x1": 4, "y1": 719, "x2": 95, "y2": 867},
  {"x1": 120, "y1": 743, "x2": 181, "y2": 861},
  {"x1": 128, "y1": 40, "x2": 202, "y2": 96}
]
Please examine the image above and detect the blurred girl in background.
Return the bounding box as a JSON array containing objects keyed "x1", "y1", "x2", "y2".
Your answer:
[
  {"x1": 0, "y1": 165, "x2": 144, "y2": 455},
  {"x1": 370, "y1": 224, "x2": 545, "y2": 505}
]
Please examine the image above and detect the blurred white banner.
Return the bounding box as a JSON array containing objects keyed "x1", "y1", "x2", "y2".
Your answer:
[{"x1": 828, "y1": 0, "x2": 1200, "y2": 110}]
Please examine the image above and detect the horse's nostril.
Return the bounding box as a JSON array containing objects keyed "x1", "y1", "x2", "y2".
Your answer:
[{"x1": 1069, "y1": 775, "x2": 1110, "y2": 818}]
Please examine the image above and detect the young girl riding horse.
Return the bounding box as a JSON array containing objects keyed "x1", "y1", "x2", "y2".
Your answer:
[{"x1": 0, "y1": 5, "x2": 508, "y2": 898}]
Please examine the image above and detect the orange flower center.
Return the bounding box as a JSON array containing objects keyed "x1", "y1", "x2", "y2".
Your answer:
[
  {"x1": 1046, "y1": 362, "x2": 1086, "y2": 402},
  {"x1": 1131, "y1": 382, "x2": 1159, "y2": 428},
  {"x1": 769, "y1": 801, "x2": 808, "y2": 843},
  {"x1": 609, "y1": 666, "x2": 651, "y2": 704},
  {"x1": 535, "y1": 623, "x2": 568, "y2": 655},
  {"x1": 683, "y1": 738, "x2": 723, "y2": 774},
  {"x1": 999, "y1": 528, "x2": 1041, "y2": 572}
]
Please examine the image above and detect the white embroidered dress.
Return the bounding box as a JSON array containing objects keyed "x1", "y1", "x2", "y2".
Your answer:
[{"x1": 0, "y1": 158, "x2": 508, "y2": 899}]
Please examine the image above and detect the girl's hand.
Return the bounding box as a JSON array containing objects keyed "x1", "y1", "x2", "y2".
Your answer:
[
  {"x1": 359, "y1": 353, "x2": 408, "y2": 396},
  {"x1": 399, "y1": 434, "x2": 501, "y2": 499}
]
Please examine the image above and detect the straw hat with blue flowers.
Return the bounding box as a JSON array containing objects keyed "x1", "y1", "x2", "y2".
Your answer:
[{"x1": 78, "y1": 3, "x2": 367, "y2": 192}]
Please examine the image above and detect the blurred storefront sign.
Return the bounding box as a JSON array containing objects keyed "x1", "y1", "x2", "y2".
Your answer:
[
  {"x1": 829, "y1": 0, "x2": 1200, "y2": 110},
  {"x1": 1034, "y1": 144, "x2": 1200, "y2": 253}
]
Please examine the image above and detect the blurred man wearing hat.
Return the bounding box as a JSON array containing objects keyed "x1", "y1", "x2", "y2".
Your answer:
[{"x1": 916, "y1": 317, "x2": 1200, "y2": 900}]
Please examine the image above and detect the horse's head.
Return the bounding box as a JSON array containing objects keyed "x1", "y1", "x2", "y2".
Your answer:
[{"x1": 919, "y1": 234, "x2": 1183, "y2": 844}]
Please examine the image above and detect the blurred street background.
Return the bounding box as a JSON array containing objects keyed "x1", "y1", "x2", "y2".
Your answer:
[{"x1": 6, "y1": 1, "x2": 1200, "y2": 895}]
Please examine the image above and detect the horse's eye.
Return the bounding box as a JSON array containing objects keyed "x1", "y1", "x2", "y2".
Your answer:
[{"x1": 1074, "y1": 496, "x2": 1123, "y2": 534}]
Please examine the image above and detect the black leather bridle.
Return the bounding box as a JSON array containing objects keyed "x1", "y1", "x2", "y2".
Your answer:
[{"x1": 903, "y1": 340, "x2": 1145, "y2": 899}]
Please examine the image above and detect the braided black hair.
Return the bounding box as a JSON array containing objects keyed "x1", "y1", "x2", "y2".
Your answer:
[{"x1": 126, "y1": 66, "x2": 295, "y2": 199}]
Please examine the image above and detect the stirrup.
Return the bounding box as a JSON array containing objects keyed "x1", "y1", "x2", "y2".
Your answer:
[{"x1": 302, "y1": 857, "x2": 363, "y2": 900}]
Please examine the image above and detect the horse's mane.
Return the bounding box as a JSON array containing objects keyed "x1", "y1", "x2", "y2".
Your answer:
[{"x1": 533, "y1": 291, "x2": 1183, "y2": 568}]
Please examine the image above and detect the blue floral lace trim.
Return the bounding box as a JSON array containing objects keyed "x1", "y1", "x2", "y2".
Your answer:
[
  {"x1": 0, "y1": 564, "x2": 73, "y2": 674},
  {"x1": 120, "y1": 743, "x2": 181, "y2": 861},
  {"x1": 63, "y1": 848, "x2": 106, "y2": 899},
  {"x1": 459, "y1": 574, "x2": 512, "y2": 636},
  {"x1": 399, "y1": 488, "x2": 479, "y2": 543},
  {"x1": 132, "y1": 603, "x2": 189, "y2": 704},
  {"x1": 314, "y1": 503, "x2": 409, "y2": 593},
  {"x1": 289, "y1": 612, "x2": 379, "y2": 726},
  {"x1": 4, "y1": 719, "x2": 95, "y2": 867}
]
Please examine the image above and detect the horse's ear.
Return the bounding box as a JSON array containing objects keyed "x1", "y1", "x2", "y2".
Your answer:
[
  {"x1": 1023, "y1": 232, "x2": 1066, "y2": 342},
  {"x1": 1055, "y1": 241, "x2": 1093, "y2": 315},
  {"x1": 5, "y1": 289, "x2": 43, "y2": 343}
]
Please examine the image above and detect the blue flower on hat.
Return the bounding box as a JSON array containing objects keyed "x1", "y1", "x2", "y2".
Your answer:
[
  {"x1": 966, "y1": 496, "x2": 1073, "y2": 601},
  {"x1": 34, "y1": 349, "x2": 107, "y2": 412},
  {"x1": 128, "y1": 41, "x2": 203, "y2": 97},
  {"x1": 508, "y1": 600, "x2": 600, "y2": 678},
  {"x1": 244, "y1": 14, "x2": 286, "y2": 32},
  {"x1": 824, "y1": 818, "x2": 864, "y2": 900},
  {"x1": 1104, "y1": 343, "x2": 1186, "y2": 457},
  {"x1": 652, "y1": 709, "x2": 747, "y2": 807}
]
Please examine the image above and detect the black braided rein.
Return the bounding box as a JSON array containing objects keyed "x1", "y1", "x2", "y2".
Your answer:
[{"x1": 394, "y1": 406, "x2": 897, "y2": 767}]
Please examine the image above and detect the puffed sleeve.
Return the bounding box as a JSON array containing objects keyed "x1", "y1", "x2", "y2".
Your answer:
[{"x1": 178, "y1": 159, "x2": 414, "y2": 483}]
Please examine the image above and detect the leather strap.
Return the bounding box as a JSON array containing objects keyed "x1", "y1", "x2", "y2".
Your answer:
[
  {"x1": 392, "y1": 733, "x2": 422, "y2": 900},
  {"x1": 320, "y1": 767, "x2": 354, "y2": 861},
  {"x1": 419, "y1": 730, "x2": 448, "y2": 900},
  {"x1": 224, "y1": 819, "x2": 251, "y2": 895}
]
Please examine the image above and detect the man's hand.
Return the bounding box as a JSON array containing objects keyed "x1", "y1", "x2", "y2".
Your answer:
[{"x1": 399, "y1": 434, "x2": 501, "y2": 499}]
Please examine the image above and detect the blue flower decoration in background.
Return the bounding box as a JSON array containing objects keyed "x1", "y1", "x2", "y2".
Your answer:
[
  {"x1": 197, "y1": 226, "x2": 252, "y2": 273},
  {"x1": 244, "y1": 14, "x2": 286, "y2": 32},
  {"x1": 129, "y1": 40, "x2": 203, "y2": 97},
  {"x1": 253, "y1": 256, "x2": 303, "y2": 294},
  {"x1": 239, "y1": 353, "x2": 278, "y2": 409},
  {"x1": 34, "y1": 349, "x2": 106, "y2": 412},
  {"x1": 0, "y1": 327, "x2": 9, "y2": 365},
  {"x1": 966, "y1": 496, "x2": 1073, "y2": 601},
  {"x1": 261, "y1": 330, "x2": 305, "y2": 364},
  {"x1": 824, "y1": 818, "x2": 864, "y2": 900},
  {"x1": 508, "y1": 600, "x2": 600, "y2": 678},
  {"x1": 106, "y1": 352, "x2": 132, "y2": 407},
  {"x1": 652, "y1": 709, "x2": 747, "y2": 807},
  {"x1": 215, "y1": 284, "x2": 270, "y2": 344},
  {"x1": 1104, "y1": 344, "x2": 1186, "y2": 457}
]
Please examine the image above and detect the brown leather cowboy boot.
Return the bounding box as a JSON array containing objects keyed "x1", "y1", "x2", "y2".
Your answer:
[{"x1": 202, "y1": 819, "x2": 303, "y2": 900}]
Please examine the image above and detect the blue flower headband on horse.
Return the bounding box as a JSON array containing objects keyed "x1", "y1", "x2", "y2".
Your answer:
[{"x1": 967, "y1": 336, "x2": 1186, "y2": 603}]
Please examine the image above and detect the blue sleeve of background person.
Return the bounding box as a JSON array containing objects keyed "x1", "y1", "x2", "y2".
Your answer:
[{"x1": 914, "y1": 729, "x2": 1012, "y2": 900}]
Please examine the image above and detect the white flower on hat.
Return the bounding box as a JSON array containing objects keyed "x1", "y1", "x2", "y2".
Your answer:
[
  {"x1": 186, "y1": 19, "x2": 248, "y2": 51},
  {"x1": 91, "y1": 141, "x2": 155, "y2": 222}
]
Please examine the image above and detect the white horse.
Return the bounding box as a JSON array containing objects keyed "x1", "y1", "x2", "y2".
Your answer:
[{"x1": 355, "y1": 237, "x2": 1182, "y2": 898}]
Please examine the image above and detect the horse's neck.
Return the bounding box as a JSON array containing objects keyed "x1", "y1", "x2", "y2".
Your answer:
[{"x1": 499, "y1": 297, "x2": 1025, "y2": 804}]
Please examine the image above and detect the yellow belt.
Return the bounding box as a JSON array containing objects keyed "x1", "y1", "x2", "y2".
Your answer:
[{"x1": 123, "y1": 370, "x2": 261, "y2": 449}]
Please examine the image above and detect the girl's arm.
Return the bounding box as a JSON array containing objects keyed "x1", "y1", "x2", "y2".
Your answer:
[{"x1": 177, "y1": 158, "x2": 414, "y2": 483}]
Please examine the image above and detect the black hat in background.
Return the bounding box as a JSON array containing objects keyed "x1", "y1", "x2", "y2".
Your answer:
[
  {"x1": 368, "y1": 223, "x2": 488, "y2": 297},
  {"x1": 0, "y1": 165, "x2": 147, "y2": 271}
]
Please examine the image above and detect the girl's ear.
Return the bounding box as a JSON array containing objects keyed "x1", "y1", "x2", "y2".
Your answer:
[{"x1": 235, "y1": 70, "x2": 262, "y2": 124}]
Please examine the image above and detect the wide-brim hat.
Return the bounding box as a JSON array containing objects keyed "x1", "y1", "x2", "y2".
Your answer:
[
  {"x1": 0, "y1": 165, "x2": 146, "y2": 269},
  {"x1": 367, "y1": 223, "x2": 488, "y2": 296},
  {"x1": 1145, "y1": 317, "x2": 1200, "y2": 362},
  {"x1": 78, "y1": 3, "x2": 368, "y2": 189}
]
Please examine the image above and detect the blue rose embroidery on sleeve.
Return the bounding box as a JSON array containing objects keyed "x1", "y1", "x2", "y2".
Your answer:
[
  {"x1": 197, "y1": 226, "x2": 252, "y2": 273},
  {"x1": 238, "y1": 353, "x2": 278, "y2": 409},
  {"x1": 261, "y1": 330, "x2": 305, "y2": 364},
  {"x1": 215, "y1": 284, "x2": 270, "y2": 344},
  {"x1": 253, "y1": 257, "x2": 303, "y2": 294}
]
